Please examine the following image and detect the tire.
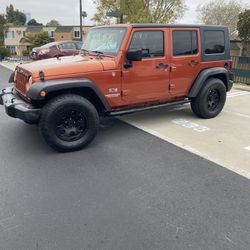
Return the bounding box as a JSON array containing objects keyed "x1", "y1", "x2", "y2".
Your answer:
[
  {"x1": 39, "y1": 94, "x2": 99, "y2": 152},
  {"x1": 191, "y1": 78, "x2": 226, "y2": 119},
  {"x1": 24, "y1": 120, "x2": 37, "y2": 125}
]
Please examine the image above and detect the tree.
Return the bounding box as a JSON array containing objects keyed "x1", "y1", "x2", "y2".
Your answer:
[
  {"x1": 25, "y1": 31, "x2": 52, "y2": 48},
  {"x1": 93, "y1": 0, "x2": 186, "y2": 24},
  {"x1": 237, "y1": 9, "x2": 250, "y2": 42},
  {"x1": 27, "y1": 18, "x2": 42, "y2": 26},
  {"x1": 46, "y1": 19, "x2": 61, "y2": 26},
  {"x1": 197, "y1": 0, "x2": 242, "y2": 39},
  {"x1": 6, "y1": 4, "x2": 26, "y2": 25},
  {"x1": 0, "y1": 14, "x2": 6, "y2": 46},
  {"x1": 82, "y1": 11, "x2": 87, "y2": 19}
]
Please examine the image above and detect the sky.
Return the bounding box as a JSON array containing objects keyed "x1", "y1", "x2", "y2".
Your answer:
[{"x1": 0, "y1": 0, "x2": 249, "y2": 26}]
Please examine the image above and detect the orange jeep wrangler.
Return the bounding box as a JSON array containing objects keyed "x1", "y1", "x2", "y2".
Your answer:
[{"x1": 0, "y1": 24, "x2": 233, "y2": 152}]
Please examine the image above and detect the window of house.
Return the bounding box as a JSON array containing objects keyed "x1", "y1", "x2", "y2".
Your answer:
[
  {"x1": 6, "y1": 46, "x2": 16, "y2": 54},
  {"x1": 74, "y1": 31, "x2": 80, "y2": 38},
  {"x1": 173, "y1": 30, "x2": 198, "y2": 56},
  {"x1": 5, "y1": 31, "x2": 15, "y2": 39},
  {"x1": 129, "y1": 31, "x2": 164, "y2": 58},
  {"x1": 204, "y1": 31, "x2": 225, "y2": 54}
]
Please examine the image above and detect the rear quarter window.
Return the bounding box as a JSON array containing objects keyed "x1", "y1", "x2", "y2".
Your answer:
[{"x1": 204, "y1": 31, "x2": 225, "y2": 54}]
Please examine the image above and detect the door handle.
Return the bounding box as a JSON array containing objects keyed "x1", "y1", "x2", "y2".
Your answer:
[
  {"x1": 188, "y1": 60, "x2": 199, "y2": 66},
  {"x1": 156, "y1": 63, "x2": 169, "y2": 70}
]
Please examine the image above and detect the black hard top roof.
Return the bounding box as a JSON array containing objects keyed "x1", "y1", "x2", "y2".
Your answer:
[{"x1": 131, "y1": 23, "x2": 228, "y2": 29}]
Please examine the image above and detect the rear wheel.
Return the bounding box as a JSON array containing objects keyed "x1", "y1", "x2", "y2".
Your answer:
[
  {"x1": 191, "y1": 78, "x2": 226, "y2": 119},
  {"x1": 24, "y1": 120, "x2": 37, "y2": 125},
  {"x1": 39, "y1": 94, "x2": 99, "y2": 152}
]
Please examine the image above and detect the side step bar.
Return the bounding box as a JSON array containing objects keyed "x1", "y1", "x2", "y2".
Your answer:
[{"x1": 107, "y1": 99, "x2": 190, "y2": 116}]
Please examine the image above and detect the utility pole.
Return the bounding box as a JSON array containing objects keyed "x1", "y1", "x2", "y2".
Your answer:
[{"x1": 79, "y1": 0, "x2": 83, "y2": 41}]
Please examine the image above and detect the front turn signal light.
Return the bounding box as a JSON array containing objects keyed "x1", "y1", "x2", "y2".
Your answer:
[{"x1": 40, "y1": 91, "x2": 46, "y2": 97}]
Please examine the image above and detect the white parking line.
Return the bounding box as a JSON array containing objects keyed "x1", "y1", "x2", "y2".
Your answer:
[
  {"x1": 172, "y1": 119, "x2": 210, "y2": 132},
  {"x1": 245, "y1": 146, "x2": 250, "y2": 151},
  {"x1": 223, "y1": 110, "x2": 250, "y2": 119}
]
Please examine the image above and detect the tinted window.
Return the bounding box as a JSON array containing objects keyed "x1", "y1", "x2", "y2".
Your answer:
[
  {"x1": 129, "y1": 31, "x2": 164, "y2": 58},
  {"x1": 173, "y1": 30, "x2": 198, "y2": 56},
  {"x1": 59, "y1": 43, "x2": 76, "y2": 50},
  {"x1": 204, "y1": 31, "x2": 225, "y2": 54}
]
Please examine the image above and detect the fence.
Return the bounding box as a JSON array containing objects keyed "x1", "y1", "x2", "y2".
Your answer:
[{"x1": 231, "y1": 56, "x2": 250, "y2": 85}]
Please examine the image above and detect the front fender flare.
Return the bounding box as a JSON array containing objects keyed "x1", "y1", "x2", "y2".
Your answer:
[{"x1": 27, "y1": 78, "x2": 111, "y2": 111}]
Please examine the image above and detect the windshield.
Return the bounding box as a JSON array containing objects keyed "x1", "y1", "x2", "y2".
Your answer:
[{"x1": 82, "y1": 27, "x2": 127, "y2": 56}]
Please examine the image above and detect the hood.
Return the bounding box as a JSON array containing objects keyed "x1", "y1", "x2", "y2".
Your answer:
[{"x1": 19, "y1": 55, "x2": 117, "y2": 80}]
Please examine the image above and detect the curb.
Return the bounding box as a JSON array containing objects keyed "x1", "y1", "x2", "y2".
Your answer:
[
  {"x1": 233, "y1": 83, "x2": 250, "y2": 92},
  {"x1": 0, "y1": 62, "x2": 17, "y2": 71}
]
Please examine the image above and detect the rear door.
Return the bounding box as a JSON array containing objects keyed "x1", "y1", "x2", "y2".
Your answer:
[
  {"x1": 170, "y1": 28, "x2": 201, "y2": 96},
  {"x1": 122, "y1": 28, "x2": 170, "y2": 105}
]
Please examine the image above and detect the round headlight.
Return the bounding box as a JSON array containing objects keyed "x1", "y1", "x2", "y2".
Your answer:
[{"x1": 28, "y1": 76, "x2": 33, "y2": 87}]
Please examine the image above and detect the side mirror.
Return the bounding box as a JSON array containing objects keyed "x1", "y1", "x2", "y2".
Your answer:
[{"x1": 126, "y1": 49, "x2": 142, "y2": 61}]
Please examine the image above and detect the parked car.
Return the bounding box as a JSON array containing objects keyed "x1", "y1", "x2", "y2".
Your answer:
[
  {"x1": 30, "y1": 41, "x2": 83, "y2": 60},
  {"x1": 1, "y1": 24, "x2": 233, "y2": 152}
]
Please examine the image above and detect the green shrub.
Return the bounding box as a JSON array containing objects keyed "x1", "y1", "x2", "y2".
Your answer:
[
  {"x1": 22, "y1": 49, "x2": 30, "y2": 56},
  {"x1": 0, "y1": 47, "x2": 10, "y2": 59}
]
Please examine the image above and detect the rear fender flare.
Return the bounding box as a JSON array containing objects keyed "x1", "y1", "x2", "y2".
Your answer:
[{"x1": 188, "y1": 67, "x2": 229, "y2": 98}]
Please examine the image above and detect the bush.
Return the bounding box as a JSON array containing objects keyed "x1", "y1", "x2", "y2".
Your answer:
[
  {"x1": 22, "y1": 49, "x2": 30, "y2": 56},
  {"x1": 0, "y1": 47, "x2": 10, "y2": 60}
]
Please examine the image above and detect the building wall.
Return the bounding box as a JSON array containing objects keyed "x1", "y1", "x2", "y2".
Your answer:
[
  {"x1": 4, "y1": 27, "x2": 27, "y2": 46},
  {"x1": 54, "y1": 32, "x2": 73, "y2": 41},
  {"x1": 230, "y1": 49, "x2": 241, "y2": 56},
  {"x1": 43, "y1": 27, "x2": 57, "y2": 39}
]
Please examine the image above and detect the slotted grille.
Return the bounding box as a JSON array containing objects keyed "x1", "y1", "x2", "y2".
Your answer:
[{"x1": 15, "y1": 68, "x2": 29, "y2": 94}]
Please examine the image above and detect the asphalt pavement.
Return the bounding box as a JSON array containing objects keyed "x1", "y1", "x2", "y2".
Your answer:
[{"x1": 0, "y1": 65, "x2": 250, "y2": 250}]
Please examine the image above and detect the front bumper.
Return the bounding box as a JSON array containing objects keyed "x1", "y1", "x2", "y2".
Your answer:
[{"x1": 0, "y1": 86, "x2": 40, "y2": 123}]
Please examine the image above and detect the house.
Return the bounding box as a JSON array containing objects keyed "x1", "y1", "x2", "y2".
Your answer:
[
  {"x1": 4, "y1": 25, "x2": 93, "y2": 56},
  {"x1": 230, "y1": 40, "x2": 241, "y2": 56},
  {"x1": 230, "y1": 40, "x2": 250, "y2": 57}
]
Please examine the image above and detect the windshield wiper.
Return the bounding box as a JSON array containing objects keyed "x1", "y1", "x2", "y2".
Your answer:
[
  {"x1": 91, "y1": 50, "x2": 104, "y2": 54},
  {"x1": 80, "y1": 48, "x2": 90, "y2": 55}
]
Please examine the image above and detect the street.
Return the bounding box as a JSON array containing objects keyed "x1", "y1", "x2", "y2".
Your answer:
[{"x1": 0, "y1": 65, "x2": 250, "y2": 250}]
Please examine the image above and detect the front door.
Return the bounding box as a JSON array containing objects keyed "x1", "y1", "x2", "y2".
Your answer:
[
  {"x1": 169, "y1": 28, "x2": 201, "y2": 97},
  {"x1": 122, "y1": 29, "x2": 170, "y2": 105}
]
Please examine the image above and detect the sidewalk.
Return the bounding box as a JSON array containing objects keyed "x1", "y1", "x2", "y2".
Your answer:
[{"x1": 0, "y1": 61, "x2": 22, "y2": 71}]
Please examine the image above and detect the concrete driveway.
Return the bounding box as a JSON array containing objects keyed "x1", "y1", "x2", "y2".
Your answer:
[{"x1": 0, "y1": 64, "x2": 250, "y2": 250}]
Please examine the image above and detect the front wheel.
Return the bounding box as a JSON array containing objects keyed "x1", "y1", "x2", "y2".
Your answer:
[
  {"x1": 191, "y1": 78, "x2": 226, "y2": 119},
  {"x1": 39, "y1": 94, "x2": 99, "y2": 152}
]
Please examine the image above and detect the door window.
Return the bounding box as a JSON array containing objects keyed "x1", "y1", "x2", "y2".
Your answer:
[
  {"x1": 59, "y1": 43, "x2": 76, "y2": 50},
  {"x1": 173, "y1": 30, "x2": 198, "y2": 56},
  {"x1": 129, "y1": 31, "x2": 164, "y2": 58}
]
